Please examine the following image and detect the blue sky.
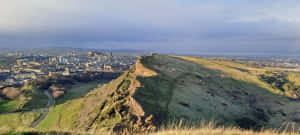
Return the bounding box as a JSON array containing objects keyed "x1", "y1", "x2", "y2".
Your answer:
[{"x1": 0, "y1": 0, "x2": 300, "y2": 54}]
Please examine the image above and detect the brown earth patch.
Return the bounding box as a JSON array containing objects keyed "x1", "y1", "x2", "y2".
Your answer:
[{"x1": 1, "y1": 87, "x2": 21, "y2": 99}]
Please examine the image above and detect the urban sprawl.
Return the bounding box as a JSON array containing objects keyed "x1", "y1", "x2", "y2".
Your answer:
[{"x1": 0, "y1": 51, "x2": 137, "y2": 88}]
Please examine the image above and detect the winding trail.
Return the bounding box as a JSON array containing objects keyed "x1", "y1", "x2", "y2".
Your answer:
[
  {"x1": 31, "y1": 90, "x2": 54, "y2": 128},
  {"x1": 0, "y1": 90, "x2": 54, "y2": 127}
]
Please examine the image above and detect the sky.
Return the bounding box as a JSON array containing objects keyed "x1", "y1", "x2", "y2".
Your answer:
[{"x1": 0, "y1": 0, "x2": 300, "y2": 55}]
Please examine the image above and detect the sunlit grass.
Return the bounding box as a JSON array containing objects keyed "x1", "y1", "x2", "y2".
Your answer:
[
  {"x1": 0, "y1": 112, "x2": 41, "y2": 134},
  {"x1": 3, "y1": 121, "x2": 300, "y2": 135}
]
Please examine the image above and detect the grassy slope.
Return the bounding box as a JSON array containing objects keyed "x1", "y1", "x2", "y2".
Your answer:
[
  {"x1": 127, "y1": 55, "x2": 290, "y2": 128},
  {"x1": 38, "y1": 68, "x2": 142, "y2": 131},
  {"x1": 0, "y1": 95, "x2": 29, "y2": 114},
  {"x1": 134, "y1": 55, "x2": 300, "y2": 129},
  {"x1": 4, "y1": 124, "x2": 300, "y2": 135},
  {"x1": 5, "y1": 54, "x2": 300, "y2": 133},
  {"x1": 37, "y1": 81, "x2": 106, "y2": 130},
  {"x1": 55, "y1": 81, "x2": 103, "y2": 104},
  {"x1": 22, "y1": 88, "x2": 48, "y2": 111},
  {"x1": 0, "y1": 81, "x2": 102, "y2": 114},
  {"x1": 37, "y1": 54, "x2": 300, "y2": 132},
  {"x1": 57, "y1": 54, "x2": 297, "y2": 132},
  {"x1": 170, "y1": 56, "x2": 300, "y2": 128},
  {"x1": 0, "y1": 100, "x2": 20, "y2": 113},
  {"x1": 0, "y1": 112, "x2": 42, "y2": 134},
  {"x1": 0, "y1": 86, "x2": 48, "y2": 113}
]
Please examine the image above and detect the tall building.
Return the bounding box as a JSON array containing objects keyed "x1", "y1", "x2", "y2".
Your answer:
[{"x1": 58, "y1": 56, "x2": 66, "y2": 64}]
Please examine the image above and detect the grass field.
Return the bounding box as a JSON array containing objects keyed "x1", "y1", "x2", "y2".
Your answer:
[
  {"x1": 55, "y1": 81, "x2": 104, "y2": 105},
  {"x1": 3, "y1": 54, "x2": 300, "y2": 133},
  {"x1": 37, "y1": 81, "x2": 108, "y2": 130},
  {"x1": 0, "y1": 86, "x2": 49, "y2": 113},
  {"x1": 43, "y1": 54, "x2": 300, "y2": 131},
  {"x1": 22, "y1": 89, "x2": 49, "y2": 111},
  {"x1": 0, "y1": 80, "x2": 110, "y2": 133},
  {"x1": 130, "y1": 55, "x2": 289, "y2": 129},
  {"x1": 37, "y1": 98, "x2": 83, "y2": 130},
  {"x1": 0, "y1": 112, "x2": 42, "y2": 134},
  {"x1": 0, "y1": 100, "x2": 20, "y2": 113}
]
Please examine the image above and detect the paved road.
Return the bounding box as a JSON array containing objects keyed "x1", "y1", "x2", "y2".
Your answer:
[
  {"x1": 0, "y1": 90, "x2": 54, "y2": 127},
  {"x1": 31, "y1": 90, "x2": 54, "y2": 128}
]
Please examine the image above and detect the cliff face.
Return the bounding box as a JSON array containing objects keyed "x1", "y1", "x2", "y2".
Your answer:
[{"x1": 48, "y1": 54, "x2": 300, "y2": 132}]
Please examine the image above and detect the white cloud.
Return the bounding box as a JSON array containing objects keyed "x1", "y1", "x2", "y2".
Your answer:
[
  {"x1": 0, "y1": 0, "x2": 226, "y2": 32},
  {"x1": 0, "y1": 0, "x2": 300, "y2": 53},
  {"x1": 231, "y1": 2, "x2": 300, "y2": 24}
]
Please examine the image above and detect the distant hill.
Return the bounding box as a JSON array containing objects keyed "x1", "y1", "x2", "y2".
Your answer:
[{"x1": 30, "y1": 54, "x2": 300, "y2": 133}]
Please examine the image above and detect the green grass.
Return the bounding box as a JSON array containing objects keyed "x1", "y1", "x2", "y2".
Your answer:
[
  {"x1": 22, "y1": 90, "x2": 48, "y2": 111},
  {"x1": 56, "y1": 81, "x2": 103, "y2": 105},
  {"x1": 0, "y1": 86, "x2": 49, "y2": 113},
  {"x1": 4, "y1": 54, "x2": 300, "y2": 133},
  {"x1": 287, "y1": 72, "x2": 300, "y2": 86},
  {"x1": 37, "y1": 99, "x2": 83, "y2": 130},
  {"x1": 76, "y1": 73, "x2": 131, "y2": 131},
  {"x1": 5, "y1": 121, "x2": 300, "y2": 135},
  {"x1": 0, "y1": 112, "x2": 41, "y2": 133},
  {"x1": 38, "y1": 81, "x2": 109, "y2": 130},
  {"x1": 132, "y1": 55, "x2": 294, "y2": 128},
  {"x1": 0, "y1": 99, "x2": 21, "y2": 113},
  {"x1": 64, "y1": 54, "x2": 295, "y2": 131}
]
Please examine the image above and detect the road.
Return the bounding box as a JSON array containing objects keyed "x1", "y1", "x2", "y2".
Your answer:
[
  {"x1": 0, "y1": 90, "x2": 54, "y2": 127},
  {"x1": 31, "y1": 90, "x2": 54, "y2": 128}
]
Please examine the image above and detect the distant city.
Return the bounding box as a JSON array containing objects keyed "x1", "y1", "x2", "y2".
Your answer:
[
  {"x1": 2, "y1": 47, "x2": 300, "y2": 89},
  {"x1": 0, "y1": 48, "x2": 138, "y2": 88}
]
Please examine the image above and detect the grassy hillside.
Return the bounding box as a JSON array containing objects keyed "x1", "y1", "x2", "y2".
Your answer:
[
  {"x1": 0, "y1": 86, "x2": 48, "y2": 113},
  {"x1": 0, "y1": 100, "x2": 20, "y2": 113},
  {"x1": 55, "y1": 81, "x2": 104, "y2": 105},
  {"x1": 0, "y1": 81, "x2": 105, "y2": 133},
  {"x1": 0, "y1": 112, "x2": 41, "y2": 134},
  {"x1": 131, "y1": 55, "x2": 291, "y2": 129},
  {"x1": 3, "y1": 54, "x2": 300, "y2": 134},
  {"x1": 37, "y1": 81, "x2": 107, "y2": 130},
  {"x1": 34, "y1": 54, "x2": 300, "y2": 132},
  {"x1": 3, "y1": 123, "x2": 300, "y2": 135}
]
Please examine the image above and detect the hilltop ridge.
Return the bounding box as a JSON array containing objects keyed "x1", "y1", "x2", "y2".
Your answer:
[{"x1": 12, "y1": 54, "x2": 300, "y2": 133}]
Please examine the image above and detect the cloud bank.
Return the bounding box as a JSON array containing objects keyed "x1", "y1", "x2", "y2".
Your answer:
[{"x1": 0, "y1": 0, "x2": 300, "y2": 55}]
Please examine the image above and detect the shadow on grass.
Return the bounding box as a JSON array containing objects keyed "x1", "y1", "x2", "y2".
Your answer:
[{"x1": 132, "y1": 54, "x2": 290, "y2": 130}]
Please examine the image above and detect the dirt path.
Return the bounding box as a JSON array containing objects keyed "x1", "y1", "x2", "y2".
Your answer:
[{"x1": 31, "y1": 90, "x2": 54, "y2": 128}]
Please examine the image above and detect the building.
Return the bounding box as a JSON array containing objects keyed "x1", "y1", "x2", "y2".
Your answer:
[{"x1": 88, "y1": 51, "x2": 107, "y2": 58}]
